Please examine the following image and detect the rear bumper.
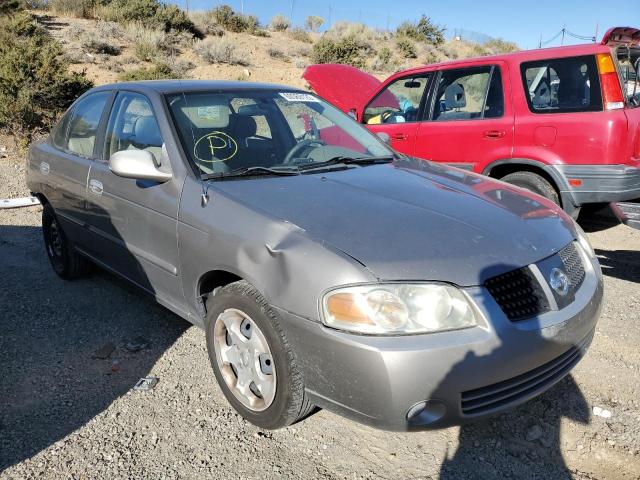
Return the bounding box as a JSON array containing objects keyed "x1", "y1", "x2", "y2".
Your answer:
[
  {"x1": 275, "y1": 255, "x2": 603, "y2": 431},
  {"x1": 552, "y1": 164, "x2": 640, "y2": 206}
]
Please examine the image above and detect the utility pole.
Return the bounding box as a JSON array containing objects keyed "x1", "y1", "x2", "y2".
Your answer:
[
  {"x1": 538, "y1": 33, "x2": 542, "y2": 49},
  {"x1": 561, "y1": 23, "x2": 565, "y2": 45},
  {"x1": 240, "y1": 0, "x2": 244, "y2": 15},
  {"x1": 290, "y1": 0, "x2": 294, "y2": 23},
  {"x1": 185, "y1": 0, "x2": 189, "y2": 14},
  {"x1": 594, "y1": 22, "x2": 599, "y2": 43},
  {"x1": 328, "y1": 5, "x2": 332, "y2": 29}
]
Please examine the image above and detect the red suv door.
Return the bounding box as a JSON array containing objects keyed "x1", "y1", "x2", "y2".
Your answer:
[
  {"x1": 359, "y1": 74, "x2": 431, "y2": 156},
  {"x1": 413, "y1": 62, "x2": 514, "y2": 171}
]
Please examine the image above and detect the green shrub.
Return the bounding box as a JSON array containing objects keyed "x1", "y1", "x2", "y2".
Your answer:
[
  {"x1": 208, "y1": 4, "x2": 257, "y2": 33},
  {"x1": 371, "y1": 46, "x2": 398, "y2": 72},
  {"x1": 124, "y1": 24, "x2": 182, "y2": 62},
  {"x1": 311, "y1": 35, "x2": 370, "y2": 68},
  {"x1": 48, "y1": 0, "x2": 96, "y2": 18},
  {"x1": 270, "y1": 14, "x2": 290, "y2": 31},
  {"x1": 289, "y1": 27, "x2": 312, "y2": 43},
  {"x1": 80, "y1": 31, "x2": 120, "y2": 55},
  {"x1": 267, "y1": 47, "x2": 288, "y2": 61},
  {"x1": 396, "y1": 15, "x2": 445, "y2": 45},
  {"x1": 193, "y1": 37, "x2": 248, "y2": 66},
  {"x1": 118, "y1": 62, "x2": 174, "y2": 81},
  {"x1": 98, "y1": 0, "x2": 199, "y2": 35},
  {"x1": 484, "y1": 38, "x2": 519, "y2": 54},
  {"x1": 0, "y1": 11, "x2": 92, "y2": 141},
  {"x1": 395, "y1": 37, "x2": 416, "y2": 58}
]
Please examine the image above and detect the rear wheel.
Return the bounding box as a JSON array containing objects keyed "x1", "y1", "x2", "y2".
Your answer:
[
  {"x1": 42, "y1": 204, "x2": 90, "y2": 280},
  {"x1": 501, "y1": 171, "x2": 560, "y2": 205},
  {"x1": 205, "y1": 280, "x2": 315, "y2": 429}
]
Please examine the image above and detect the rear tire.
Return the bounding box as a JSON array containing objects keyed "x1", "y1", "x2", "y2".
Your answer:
[
  {"x1": 42, "y1": 204, "x2": 90, "y2": 280},
  {"x1": 205, "y1": 280, "x2": 315, "y2": 429},
  {"x1": 501, "y1": 171, "x2": 560, "y2": 205}
]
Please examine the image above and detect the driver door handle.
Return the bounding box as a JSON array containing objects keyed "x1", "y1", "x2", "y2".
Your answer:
[
  {"x1": 483, "y1": 129, "x2": 506, "y2": 139},
  {"x1": 391, "y1": 133, "x2": 408, "y2": 140}
]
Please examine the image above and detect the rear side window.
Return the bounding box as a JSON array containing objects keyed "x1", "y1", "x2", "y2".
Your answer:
[
  {"x1": 432, "y1": 66, "x2": 504, "y2": 121},
  {"x1": 66, "y1": 92, "x2": 110, "y2": 158},
  {"x1": 521, "y1": 55, "x2": 602, "y2": 113}
]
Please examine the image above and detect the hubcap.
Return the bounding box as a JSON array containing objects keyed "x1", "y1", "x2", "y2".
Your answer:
[
  {"x1": 48, "y1": 219, "x2": 63, "y2": 258},
  {"x1": 213, "y1": 309, "x2": 276, "y2": 411}
]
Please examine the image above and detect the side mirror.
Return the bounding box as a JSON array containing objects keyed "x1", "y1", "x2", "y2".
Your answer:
[
  {"x1": 109, "y1": 150, "x2": 172, "y2": 183},
  {"x1": 376, "y1": 132, "x2": 391, "y2": 145}
]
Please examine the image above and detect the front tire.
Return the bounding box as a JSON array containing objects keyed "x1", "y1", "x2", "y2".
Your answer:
[
  {"x1": 42, "y1": 204, "x2": 90, "y2": 280},
  {"x1": 205, "y1": 280, "x2": 315, "y2": 429},
  {"x1": 501, "y1": 171, "x2": 560, "y2": 205}
]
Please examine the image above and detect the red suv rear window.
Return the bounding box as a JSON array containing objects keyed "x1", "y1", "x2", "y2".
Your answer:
[{"x1": 521, "y1": 55, "x2": 602, "y2": 114}]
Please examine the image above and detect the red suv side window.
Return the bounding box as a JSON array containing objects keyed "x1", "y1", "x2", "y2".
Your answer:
[{"x1": 520, "y1": 55, "x2": 602, "y2": 114}]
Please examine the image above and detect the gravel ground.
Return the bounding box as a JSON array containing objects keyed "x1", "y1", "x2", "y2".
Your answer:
[{"x1": 1, "y1": 142, "x2": 639, "y2": 479}]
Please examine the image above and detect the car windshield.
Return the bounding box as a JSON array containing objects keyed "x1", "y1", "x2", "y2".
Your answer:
[{"x1": 166, "y1": 90, "x2": 394, "y2": 177}]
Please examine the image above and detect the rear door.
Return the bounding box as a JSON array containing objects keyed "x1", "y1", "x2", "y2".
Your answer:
[
  {"x1": 361, "y1": 74, "x2": 431, "y2": 155},
  {"x1": 44, "y1": 91, "x2": 111, "y2": 246},
  {"x1": 84, "y1": 90, "x2": 186, "y2": 311},
  {"x1": 414, "y1": 63, "x2": 514, "y2": 171}
]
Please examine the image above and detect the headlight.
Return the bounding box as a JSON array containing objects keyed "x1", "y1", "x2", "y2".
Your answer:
[
  {"x1": 321, "y1": 284, "x2": 478, "y2": 335},
  {"x1": 574, "y1": 222, "x2": 596, "y2": 259}
]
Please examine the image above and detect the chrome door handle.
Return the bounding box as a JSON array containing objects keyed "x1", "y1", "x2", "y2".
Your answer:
[
  {"x1": 483, "y1": 130, "x2": 506, "y2": 139},
  {"x1": 89, "y1": 179, "x2": 103, "y2": 196}
]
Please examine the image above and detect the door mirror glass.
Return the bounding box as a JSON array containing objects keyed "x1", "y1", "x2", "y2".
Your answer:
[{"x1": 109, "y1": 149, "x2": 172, "y2": 182}]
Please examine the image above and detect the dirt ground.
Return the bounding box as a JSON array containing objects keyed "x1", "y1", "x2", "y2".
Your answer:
[{"x1": 1, "y1": 141, "x2": 639, "y2": 479}]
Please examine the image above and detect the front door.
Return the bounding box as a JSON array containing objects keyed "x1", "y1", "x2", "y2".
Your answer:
[
  {"x1": 84, "y1": 91, "x2": 186, "y2": 311},
  {"x1": 414, "y1": 64, "x2": 514, "y2": 171},
  {"x1": 361, "y1": 74, "x2": 431, "y2": 156}
]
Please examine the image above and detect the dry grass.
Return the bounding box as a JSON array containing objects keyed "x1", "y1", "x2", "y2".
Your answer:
[{"x1": 192, "y1": 37, "x2": 249, "y2": 66}]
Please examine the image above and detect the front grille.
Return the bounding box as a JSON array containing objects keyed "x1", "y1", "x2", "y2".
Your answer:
[
  {"x1": 558, "y1": 242, "x2": 585, "y2": 294},
  {"x1": 484, "y1": 267, "x2": 549, "y2": 321},
  {"x1": 460, "y1": 334, "x2": 591, "y2": 415}
]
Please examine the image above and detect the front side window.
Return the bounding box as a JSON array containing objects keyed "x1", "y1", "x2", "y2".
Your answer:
[
  {"x1": 166, "y1": 90, "x2": 393, "y2": 176},
  {"x1": 363, "y1": 76, "x2": 429, "y2": 124},
  {"x1": 66, "y1": 92, "x2": 110, "y2": 158},
  {"x1": 521, "y1": 55, "x2": 602, "y2": 113},
  {"x1": 432, "y1": 66, "x2": 503, "y2": 121},
  {"x1": 104, "y1": 92, "x2": 164, "y2": 163}
]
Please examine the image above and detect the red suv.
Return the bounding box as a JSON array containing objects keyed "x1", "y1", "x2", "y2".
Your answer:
[{"x1": 304, "y1": 27, "x2": 640, "y2": 217}]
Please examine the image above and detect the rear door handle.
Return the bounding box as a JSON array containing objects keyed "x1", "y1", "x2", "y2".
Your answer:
[
  {"x1": 391, "y1": 133, "x2": 409, "y2": 140},
  {"x1": 483, "y1": 130, "x2": 506, "y2": 139}
]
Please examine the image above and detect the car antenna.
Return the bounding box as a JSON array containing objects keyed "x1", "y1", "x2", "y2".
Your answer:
[{"x1": 177, "y1": 79, "x2": 211, "y2": 207}]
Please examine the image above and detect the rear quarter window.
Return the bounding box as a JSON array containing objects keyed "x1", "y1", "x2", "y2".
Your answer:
[{"x1": 521, "y1": 55, "x2": 602, "y2": 114}]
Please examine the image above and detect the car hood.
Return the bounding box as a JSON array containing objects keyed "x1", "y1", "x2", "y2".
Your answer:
[
  {"x1": 303, "y1": 64, "x2": 383, "y2": 113},
  {"x1": 213, "y1": 160, "x2": 576, "y2": 286}
]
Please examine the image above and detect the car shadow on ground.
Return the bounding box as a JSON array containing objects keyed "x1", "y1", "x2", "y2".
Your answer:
[
  {"x1": 594, "y1": 248, "x2": 640, "y2": 283},
  {"x1": 578, "y1": 204, "x2": 621, "y2": 233},
  {"x1": 0, "y1": 224, "x2": 189, "y2": 472}
]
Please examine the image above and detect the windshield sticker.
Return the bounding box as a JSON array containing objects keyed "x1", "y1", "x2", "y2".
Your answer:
[
  {"x1": 194, "y1": 131, "x2": 238, "y2": 163},
  {"x1": 279, "y1": 92, "x2": 319, "y2": 103},
  {"x1": 197, "y1": 106, "x2": 223, "y2": 120}
]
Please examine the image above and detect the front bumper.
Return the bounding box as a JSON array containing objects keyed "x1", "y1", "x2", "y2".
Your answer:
[
  {"x1": 276, "y1": 254, "x2": 603, "y2": 431},
  {"x1": 553, "y1": 164, "x2": 640, "y2": 206}
]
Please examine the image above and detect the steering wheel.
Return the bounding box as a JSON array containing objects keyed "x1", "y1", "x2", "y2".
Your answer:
[
  {"x1": 380, "y1": 109, "x2": 401, "y2": 123},
  {"x1": 282, "y1": 138, "x2": 326, "y2": 165}
]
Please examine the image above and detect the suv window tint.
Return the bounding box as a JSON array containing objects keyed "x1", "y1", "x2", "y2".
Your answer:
[
  {"x1": 104, "y1": 92, "x2": 163, "y2": 163},
  {"x1": 616, "y1": 47, "x2": 640, "y2": 108},
  {"x1": 51, "y1": 110, "x2": 72, "y2": 150},
  {"x1": 66, "y1": 92, "x2": 110, "y2": 158},
  {"x1": 363, "y1": 76, "x2": 429, "y2": 124},
  {"x1": 432, "y1": 66, "x2": 499, "y2": 121},
  {"x1": 521, "y1": 55, "x2": 602, "y2": 113}
]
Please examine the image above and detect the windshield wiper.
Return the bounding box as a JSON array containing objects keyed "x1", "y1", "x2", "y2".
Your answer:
[
  {"x1": 202, "y1": 166, "x2": 300, "y2": 181},
  {"x1": 296, "y1": 155, "x2": 395, "y2": 172}
]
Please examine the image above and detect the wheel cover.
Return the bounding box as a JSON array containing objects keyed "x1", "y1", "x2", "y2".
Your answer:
[
  {"x1": 213, "y1": 308, "x2": 276, "y2": 411},
  {"x1": 48, "y1": 218, "x2": 63, "y2": 259}
]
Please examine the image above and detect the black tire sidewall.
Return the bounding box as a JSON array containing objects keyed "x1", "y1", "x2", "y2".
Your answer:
[
  {"x1": 502, "y1": 172, "x2": 560, "y2": 205},
  {"x1": 205, "y1": 284, "x2": 299, "y2": 429},
  {"x1": 42, "y1": 204, "x2": 68, "y2": 277}
]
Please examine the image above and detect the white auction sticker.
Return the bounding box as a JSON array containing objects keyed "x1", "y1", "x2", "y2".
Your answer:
[{"x1": 279, "y1": 92, "x2": 319, "y2": 102}]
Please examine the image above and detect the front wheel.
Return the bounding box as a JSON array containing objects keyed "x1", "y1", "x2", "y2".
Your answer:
[
  {"x1": 205, "y1": 280, "x2": 315, "y2": 429},
  {"x1": 501, "y1": 171, "x2": 560, "y2": 206}
]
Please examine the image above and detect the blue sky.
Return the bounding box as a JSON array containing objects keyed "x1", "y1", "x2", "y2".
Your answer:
[{"x1": 171, "y1": 0, "x2": 635, "y2": 49}]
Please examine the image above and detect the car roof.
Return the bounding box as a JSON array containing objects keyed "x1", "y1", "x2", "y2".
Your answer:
[
  {"x1": 89, "y1": 79, "x2": 305, "y2": 95},
  {"x1": 398, "y1": 43, "x2": 612, "y2": 76}
]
